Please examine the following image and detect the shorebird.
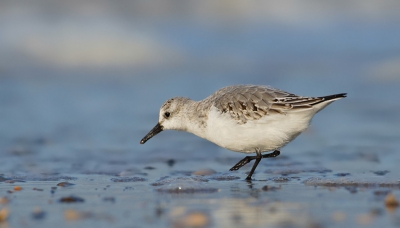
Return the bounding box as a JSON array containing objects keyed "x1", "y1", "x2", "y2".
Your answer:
[{"x1": 140, "y1": 85, "x2": 346, "y2": 180}]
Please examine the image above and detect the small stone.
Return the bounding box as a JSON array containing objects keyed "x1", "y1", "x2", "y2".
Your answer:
[
  {"x1": 175, "y1": 212, "x2": 209, "y2": 228},
  {"x1": 385, "y1": 193, "x2": 399, "y2": 212},
  {"x1": 65, "y1": 209, "x2": 79, "y2": 220},
  {"x1": 59, "y1": 196, "x2": 85, "y2": 203},
  {"x1": 334, "y1": 173, "x2": 350, "y2": 177},
  {"x1": 261, "y1": 185, "x2": 281, "y2": 191},
  {"x1": 57, "y1": 182, "x2": 75, "y2": 187},
  {"x1": 14, "y1": 186, "x2": 22, "y2": 191},
  {"x1": 64, "y1": 209, "x2": 91, "y2": 221},
  {"x1": 0, "y1": 207, "x2": 9, "y2": 222},
  {"x1": 372, "y1": 170, "x2": 390, "y2": 176},
  {"x1": 33, "y1": 188, "x2": 44, "y2": 191},
  {"x1": 193, "y1": 169, "x2": 216, "y2": 176}
]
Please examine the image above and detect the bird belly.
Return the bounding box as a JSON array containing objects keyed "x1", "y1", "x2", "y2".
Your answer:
[{"x1": 204, "y1": 107, "x2": 312, "y2": 153}]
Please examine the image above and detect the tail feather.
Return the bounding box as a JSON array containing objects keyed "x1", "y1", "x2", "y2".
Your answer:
[
  {"x1": 321, "y1": 93, "x2": 347, "y2": 101},
  {"x1": 313, "y1": 93, "x2": 347, "y2": 105}
]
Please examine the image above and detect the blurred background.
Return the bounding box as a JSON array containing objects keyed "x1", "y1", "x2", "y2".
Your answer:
[
  {"x1": 1, "y1": 1, "x2": 400, "y2": 227},
  {"x1": 1, "y1": 0, "x2": 400, "y2": 166}
]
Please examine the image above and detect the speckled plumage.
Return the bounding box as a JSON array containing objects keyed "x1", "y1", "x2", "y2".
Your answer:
[{"x1": 210, "y1": 85, "x2": 327, "y2": 124}]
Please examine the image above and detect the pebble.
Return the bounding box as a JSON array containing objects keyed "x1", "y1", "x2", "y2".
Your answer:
[
  {"x1": 372, "y1": 170, "x2": 389, "y2": 176},
  {"x1": 14, "y1": 186, "x2": 23, "y2": 191},
  {"x1": 174, "y1": 212, "x2": 209, "y2": 228},
  {"x1": 64, "y1": 209, "x2": 91, "y2": 221},
  {"x1": 262, "y1": 185, "x2": 281, "y2": 191},
  {"x1": 57, "y1": 182, "x2": 75, "y2": 187},
  {"x1": 59, "y1": 196, "x2": 85, "y2": 203},
  {"x1": 0, "y1": 207, "x2": 9, "y2": 222},
  {"x1": 334, "y1": 173, "x2": 351, "y2": 177},
  {"x1": 385, "y1": 193, "x2": 399, "y2": 212}
]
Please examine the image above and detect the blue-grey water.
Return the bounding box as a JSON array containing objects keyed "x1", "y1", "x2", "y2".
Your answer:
[{"x1": 1, "y1": 1, "x2": 400, "y2": 228}]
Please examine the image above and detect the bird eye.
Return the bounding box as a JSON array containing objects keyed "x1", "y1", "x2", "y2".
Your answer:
[{"x1": 164, "y1": 112, "x2": 170, "y2": 118}]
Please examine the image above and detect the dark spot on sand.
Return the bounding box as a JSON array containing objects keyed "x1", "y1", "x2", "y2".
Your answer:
[
  {"x1": 208, "y1": 175, "x2": 240, "y2": 181},
  {"x1": 32, "y1": 208, "x2": 46, "y2": 220},
  {"x1": 374, "y1": 190, "x2": 391, "y2": 196},
  {"x1": 59, "y1": 196, "x2": 85, "y2": 203},
  {"x1": 111, "y1": 177, "x2": 147, "y2": 182},
  {"x1": 57, "y1": 182, "x2": 75, "y2": 187},
  {"x1": 335, "y1": 173, "x2": 351, "y2": 177},
  {"x1": 344, "y1": 186, "x2": 358, "y2": 194},
  {"x1": 270, "y1": 177, "x2": 290, "y2": 182},
  {"x1": 171, "y1": 171, "x2": 193, "y2": 176},
  {"x1": 166, "y1": 159, "x2": 176, "y2": 167},
  {"x1": 372, "y1": 170, "x2": 389, "y2": 176},
  {"x1": 123, "y1": 187, "x2": 134, "y2": 191},
  {"x1": 103, "y1": 197, "x2": 115, "y2": 203},
  {"x1": 262, "y1": 185, "x2": 281, "y2": 191}
]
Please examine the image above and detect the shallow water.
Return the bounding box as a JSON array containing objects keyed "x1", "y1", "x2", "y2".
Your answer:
[
  {"x1": 1, "y1": 74, "x2": 400, "y2": 228},
  {"x1": 1, "y1": 1, "x2": 400, "y2": 228}
]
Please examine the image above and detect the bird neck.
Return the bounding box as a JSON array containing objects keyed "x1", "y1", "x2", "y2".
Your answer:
[{"x1": 182, "y1": 99, "x2": 209, "y2": 137}]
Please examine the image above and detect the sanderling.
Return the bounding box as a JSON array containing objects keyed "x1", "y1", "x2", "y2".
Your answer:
[{"x1": 140, "y1": 85, "x2": 346, "y2": 180}]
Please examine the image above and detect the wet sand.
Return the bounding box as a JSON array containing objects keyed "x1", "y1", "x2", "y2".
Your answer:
[{"x1": 1, "y1": 75, "x2": 400, "y2": 228}]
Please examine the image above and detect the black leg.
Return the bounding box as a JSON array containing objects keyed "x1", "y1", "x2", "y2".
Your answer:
[
  {"x1": 245, "y1": 150, "x2": 262, "y2": 180},
  {"x1": 229, "y1": 155, "x2": 258, "y2": 171},
  {"x1": 229, "y1": 150, "x2": 280, "y2": 180},
  {"x1": 262, "y1": 150, "x2": 280, "y2": 159}
]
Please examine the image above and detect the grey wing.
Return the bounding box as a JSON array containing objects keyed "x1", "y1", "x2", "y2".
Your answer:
[{"x1": 212, "y1": 85, "x2": 324, "y2": 123}]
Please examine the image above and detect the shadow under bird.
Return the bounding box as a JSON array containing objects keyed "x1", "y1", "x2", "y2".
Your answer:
[{"x1": 140, "y1": 85, "x2": 346, "y2": 180}]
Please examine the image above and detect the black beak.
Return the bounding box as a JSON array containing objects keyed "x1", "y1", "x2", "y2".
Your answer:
[{"x1": 140, "y1": 123, "x2": 163, "y2": 144}]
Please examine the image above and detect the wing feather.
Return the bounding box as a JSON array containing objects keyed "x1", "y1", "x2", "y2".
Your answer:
[{"x1": 211, "y1": 85, "x2": 316, "y2": 124}]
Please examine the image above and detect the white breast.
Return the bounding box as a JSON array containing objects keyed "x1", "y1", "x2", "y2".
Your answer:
[{"x1": 203, "y1": 106, "x2": 313, "y2": 153}]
